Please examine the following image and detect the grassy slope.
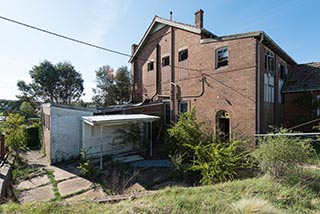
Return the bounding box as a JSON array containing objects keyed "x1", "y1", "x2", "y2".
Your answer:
[{"x1": 1, "y1": 175, "x2": 320, "y2": 214}]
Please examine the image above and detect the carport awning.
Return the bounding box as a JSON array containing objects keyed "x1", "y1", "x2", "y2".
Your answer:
[{"x1": 82, "y1": 114, "x2": 160, "y2": 126}]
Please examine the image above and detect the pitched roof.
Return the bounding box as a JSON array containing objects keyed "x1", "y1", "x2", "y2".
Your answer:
[
  {"x1": 202, "y1": 31, "x2": 296, "y2": 64},
  {"x1": 129, "y1": 15, "x2": 296, "y2": 65},
  {"x1": 129, "y1": 16, "x2": 216, "y2": 63},
  {"x1": 283, "y1": 62, "x2": 320, "y2": 93}
]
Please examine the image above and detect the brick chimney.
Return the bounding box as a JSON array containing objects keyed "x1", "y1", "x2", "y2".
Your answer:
[
  {"x1": 194, "y1": 9, "x2": 204, "y2": 28},
  {"x1": 131, "y1": 43, "x2": 138, "y2": 55}
]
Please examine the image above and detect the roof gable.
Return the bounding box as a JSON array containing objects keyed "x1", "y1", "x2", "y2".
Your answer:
[{"x1": 129, "y1": 16, "x2": 215, "y2": 63}]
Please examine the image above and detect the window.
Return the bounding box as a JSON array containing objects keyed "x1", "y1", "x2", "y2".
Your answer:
[
  {"x1": 278, "y1": 62, "x2": 287, "y2": 103},
  {"x1": 179, "y1": 102, "x2": 188, "y2": 113},
  {"x1": 178, "y1": 49, "x2": 188, "y2": 62},
  {"x1": 279, "y1": 63, "x2": 287, "y2": 79},
  {"x1": 264, "y1": 49, "x2": 274, "y2": 72},
  {"x1": 162, "y1": 56, "x2": 170, "y2": 67},
  {"x1": 147, "y1": 61, "x2": 154, "y2": 71},
  {"x1": 164, "y1": 102, "x2": 171, "y2": 124},
  {"x1": 216, "y1": 47, "x2": 228, "y2": 68},
  {"x1": 264, "y1": 72, "x2": 274, "y2": 103}
]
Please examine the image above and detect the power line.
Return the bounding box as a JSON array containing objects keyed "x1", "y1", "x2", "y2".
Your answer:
[
  {"x1": 0, "y1": 14, "x2": 256, "y2": 102},
  {"x1": 0, "y1": 15, "x2": 132, "y2": 58},
  {"x1": 0, "y1": 14, "x2": 201, "y2": 71}
]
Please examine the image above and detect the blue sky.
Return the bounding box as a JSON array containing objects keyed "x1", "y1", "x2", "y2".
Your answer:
[{"x1": 0, "y1": 0, "x2": 319, "y2": 101}]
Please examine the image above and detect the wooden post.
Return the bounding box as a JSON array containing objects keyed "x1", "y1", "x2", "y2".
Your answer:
[{"x1": 0, "y1": 135, "x2": 5, "y2": 161}]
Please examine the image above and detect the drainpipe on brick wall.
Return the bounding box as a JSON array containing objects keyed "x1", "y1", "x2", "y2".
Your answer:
[
  {"x1": 170, "y1": 26, "x2": 177, "y2": 122},
  {"x1": 257, "y1": 33, "x2": 264, "y2": 134},
  {"x1": 151, "y1": 44, "x2": 161, "y2": 101},
  {"x1": 181, "y1": 74, "x2": 206, "y2": 98}
]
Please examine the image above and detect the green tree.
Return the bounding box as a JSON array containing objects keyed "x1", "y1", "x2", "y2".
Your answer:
[
  {"x1": 19, "y1": 101, "x2": 36, "y2": 117},
  {"x1": 114, "y1": 66, "x2": 131, "y2": 105},
  {"x1": 92, "y1": 65, "x2": 131, "y2": 107},
  {"x1": 17, "y1": 60, "x2": 84, "y2": 104},
  {"x1": 0, "y1": 113, "x2": 27, "y2": 157}
]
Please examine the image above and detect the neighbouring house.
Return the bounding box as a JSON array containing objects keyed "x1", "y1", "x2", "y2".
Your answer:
[
  {"x1": 283, "y1": 62, "x2": 320, "y2": 132},
  {"x1": 129, "y1": 9, "x2": 297, "y2": 139},
  {"x1": 42, "y1": 103, "x2": 94, "y2": 163},
  {"x1": 41, "y1": 103, "x2": 159, "y2": 164}
]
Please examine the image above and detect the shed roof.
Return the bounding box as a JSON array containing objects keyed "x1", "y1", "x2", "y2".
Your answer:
[
  {"x1": 283, "y1": 62, "x2": 320, "y2": 93},
  {"x1": 82, "y1": 114, "x2": 160, "y2": 126}
]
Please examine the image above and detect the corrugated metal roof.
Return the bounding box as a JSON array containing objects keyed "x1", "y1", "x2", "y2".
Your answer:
[{"x1": 82, "y1": 114, "x2": 160, "y2": 126}]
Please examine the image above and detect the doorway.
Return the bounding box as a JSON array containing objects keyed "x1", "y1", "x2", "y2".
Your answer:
[{"x1": 216, "y1": 110, "x2": 230, "y2": 142}]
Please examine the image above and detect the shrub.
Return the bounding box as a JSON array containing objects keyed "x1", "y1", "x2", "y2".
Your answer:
[
  {"x1": 78, "y1": 149, "x2": 96, "y2": 178},
  {"x1": 253, "y1": 132, "x2": 315, "y2": 179},
  {"x1": 188, "y1": 139, "x2": 252, "y2": 184},
  {"x1": 168, "y1": 109, "x2": 253, "y2": 184},
  {"x1": 0, "y1": 113, "x2": 27, "y2": 157},
  {"x1": 231, "y1": 198, "x2": 281, "y2": 214}
]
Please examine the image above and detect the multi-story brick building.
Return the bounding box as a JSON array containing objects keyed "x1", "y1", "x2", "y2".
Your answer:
[{"x1": 129, "y1": 9, "x2": 297, "y2": 138}]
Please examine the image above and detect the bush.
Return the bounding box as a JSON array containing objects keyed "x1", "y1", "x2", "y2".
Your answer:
[
  {"x1": 188, "y1": 140, "x2": 252, "y2": 184},
  {"x1": 253, "y1": 132, "x2": 315, "y2": 179},
  {"x1": 78, "y1": 149, "x2": 96, "y2": 178},
  {"x1": 168, "y1": 109, "x2": 252, "y2": 184},
  {"x1": 0, "y1": 113, "x2": 27, "y2": 157}
]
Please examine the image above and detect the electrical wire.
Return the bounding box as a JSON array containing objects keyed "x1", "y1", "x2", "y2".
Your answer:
[{"x1": 0, "y1": 14, "x2": 256, "y2": 102}]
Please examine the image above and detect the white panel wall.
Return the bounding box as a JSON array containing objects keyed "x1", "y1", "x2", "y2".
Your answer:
[
  {"x1": 82, "y1": 123, "x2": 133, "y2": 158},
  {"x1": 50, "y1": 107, "x2": 93, "y2": 163}
]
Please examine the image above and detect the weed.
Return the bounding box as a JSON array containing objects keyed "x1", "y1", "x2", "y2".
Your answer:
[{"x1": 45, "y1": 169, "x2": 61, "y2": 201}]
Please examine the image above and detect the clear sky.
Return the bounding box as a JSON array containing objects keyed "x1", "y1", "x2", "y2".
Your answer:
[{"x1": 0, "y1": 0, "x2": 319, "y2": 102}]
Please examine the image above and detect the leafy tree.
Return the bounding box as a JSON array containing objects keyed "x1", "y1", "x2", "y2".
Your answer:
[
  {"x1": 0, "y1": 113, "x2": 27, "y2": 157},
  {"x1": 17, "y1": 60, "x2": 84, "y2": 104},
  {"x1": 114, "y1": 66, "x2": 130, "y2": 105},
  {"x1": 92, "y1": 65, "x2": 130, "y2": 107},
  {"x1": 19, "y1": 101, "x2": 36, "y2": 117}
]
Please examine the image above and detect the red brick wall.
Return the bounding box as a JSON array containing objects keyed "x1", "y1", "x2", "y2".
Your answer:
[{"x1": 131, "y1": 25, "x2": 296, "y2": 138}]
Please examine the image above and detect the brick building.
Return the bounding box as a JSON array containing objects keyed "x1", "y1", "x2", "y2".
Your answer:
[
  {"x1": 129, "y1": 9, "x2": 297, "y2": 138},
  {"x1": 283, "y1": 62, "x2": 320, "y2": 131}
]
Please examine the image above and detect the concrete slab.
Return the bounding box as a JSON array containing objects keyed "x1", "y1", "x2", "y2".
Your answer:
[
  {"x1": 16, "y1": 174, "x2": 50, "y2": 190},
  {"x1": 58, "y1": 177, "x2": 93, "y2": 197},
  {"x1": 47, "y1": 166, "x2": 77, "y2": 182},
  {"x1": 19, "y1": 184, "x2": 54, "y2": 204},
  {"x1": 65, "y1": 187, "x2": 106, "y2": 202}
]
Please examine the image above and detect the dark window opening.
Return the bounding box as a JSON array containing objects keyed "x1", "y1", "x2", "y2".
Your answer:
[
  {"x1": 147, "y1": 62, "x2": 154, "y2": 71},
  {"x1": 216, "y1": 47, "x2": 228, "y2": 68},
  {"x1": 178, "y1": 49, "x2": 188, "y2": 62},
  {"x1": 164, "y1": 102, "x2": 171, "y2": 124},
  {"x1": 279, "y1": 63, "x2": 286, "y2": 79},
  {"x1": 179, "y1": 102, "x2": 188, "y2": 113},
  {"x1": 162, "y1": 56, "x2": 170, "y2": 67}
]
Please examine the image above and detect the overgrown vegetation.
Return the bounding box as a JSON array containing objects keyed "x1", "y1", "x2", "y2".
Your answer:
[
  {"x1": 0, "y1": 113, "x2": 27, "y2": 158},
  {"x1": 168, "y1": 109, "x2": 252, "y2": 184},
  {"x1": 46, "y1": 169, "x2": 61, "y2": 201},
  {"x1": 114, "y1": 123, "x2": 145, "y2": 152},
  {"x1": 77, "y1": 149, "x2": 96, "y2": 178},
  {"x1": 253, "y1": 130, "x2": 316, "y2": 179},
  {"x1": 2, "y1": 171, "x2": 320, "y2": 213}
]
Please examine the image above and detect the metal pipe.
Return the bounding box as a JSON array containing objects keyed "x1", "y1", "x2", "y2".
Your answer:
[
  {"x1": 257, "y1": 33, "x2": 264, "y2": 134},
  {"x1": 181, "y1": 74, "x2": 206, "y2": 98}
]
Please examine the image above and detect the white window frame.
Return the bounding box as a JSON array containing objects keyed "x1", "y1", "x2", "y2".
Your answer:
[{"x1": 216, "y1": 47, "x2": 228, "y2": 68}]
